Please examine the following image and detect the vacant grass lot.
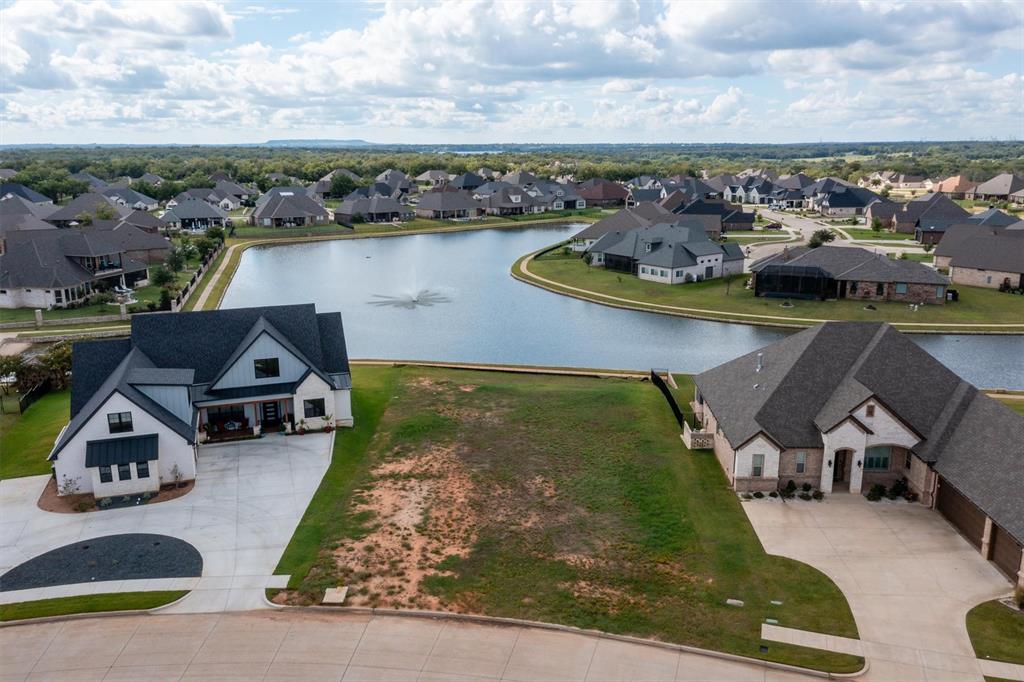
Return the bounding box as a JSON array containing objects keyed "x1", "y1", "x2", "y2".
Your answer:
[
  {"x1": 0, "y1": 591, "x2": 187, "y2": 622},
  {"x1": 0, "y1": 390, "x2": 70, "y2": 479},
  {"x1": 273, "y1": 366, "x2": 861, "y2": 672},
  {"x1": 525, "y1": 248, "x2": 1024, "y2": 328},
  {"x1": 966, "y1": 600, "x2": 1024, "y2": 665}
]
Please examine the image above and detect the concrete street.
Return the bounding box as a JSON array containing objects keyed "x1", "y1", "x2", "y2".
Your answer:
[{"x1": 0, "y1": 610, "x2": 819, "y2": 682}]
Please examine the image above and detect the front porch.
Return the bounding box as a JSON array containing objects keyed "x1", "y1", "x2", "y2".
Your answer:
[{"x1": 198, "y1": 397, "x2": 294, "y2": 443}]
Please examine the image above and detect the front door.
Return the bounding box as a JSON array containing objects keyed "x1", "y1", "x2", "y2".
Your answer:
[
  {"x1": 833, "y1": 451, "x2": 846, "y2": 483},
  {"x1": 260, "y1": 401, "x2": 280, "y2": 428},
  {"x1": 704, "y1": 265, "x2": 714, "y2": 279}
]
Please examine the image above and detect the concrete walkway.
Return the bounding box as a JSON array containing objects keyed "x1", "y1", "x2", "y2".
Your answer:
[
  {"x1": 744, "y1": 493, "x2": 1012, "y2": 681},
  {"x1": 0, "y1": 433, "x2": 332, "y2": 612},
  {"x1": 0, "y1": 610, "x2": 821, "y2": 681}
]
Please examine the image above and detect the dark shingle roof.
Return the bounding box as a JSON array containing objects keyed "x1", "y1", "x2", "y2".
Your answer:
[
  {"x1": 0, "y1": 182, "x2": 52, "y2": 204},
  {"x1": 751, "y1": 246, "x2": 949, "y2": 285},
  {"x1": 0, "y1": 229, "x2": 148, "y2": 289}
]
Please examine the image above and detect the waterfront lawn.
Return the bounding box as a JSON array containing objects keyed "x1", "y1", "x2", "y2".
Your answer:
[
  {"x1": 0, "y1": 591, "x2": 187, "y2": 622},
  {"x1": 996, "y1": 398, "x2": 1024, "y2": 417},
  {"x1": 526, "y1": 252, "x2": 1024, "y2": 327},
  {"x1": 272, "y1": 366, "x2": 862, "y2": 673},
  {"x1": 0, "y1": 389, "x2": 70, "y2": 479},
  {"x1": 966, "y1": 600, "x2": 1024, "y2": 665}
]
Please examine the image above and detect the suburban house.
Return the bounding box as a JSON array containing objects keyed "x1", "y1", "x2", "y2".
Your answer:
[
  {"x1": 414, "y1": 191, "x2": 483, "y2": 220},
  {"x1": 501, "y1": 170, "x2": 538, "y2": 186},
  {"x1": 45, "y1": 194, "x2": 132, "y2": 228},
  {"x1": 448, "y1": 172, "x2": 485, "y2": 191},
  {"x1": 570, "y1": 203, "x2": 672, "y2": 252},
  {"x1": 85, "y1": 220, "x2": 171, "y2": 264},
  {"x1": 0, "y1": 169, "x2": 17, "y2": 180},
  {"x1": 933, "y1": 175, "x2": 977, "y2": 199},
  {"x1": 346, "y1": 182, "x2": 400, "y2": 201},
  {"x1": 101, "y1": 187, "x2": 159, "y2": 211},
  {"x1": 71, "y1": 172, "x2": 108, "y2": 191},
  {"x1": 577, "y1": 178, "x2": 629, "y2": 207},
  {"x1": 750, "y1": 246, "x2": 950, "y2": 304},
  {"x1": 415, "y1": 170, "x2": 450, "y2": 187},
  {"x1": 334, "y1": 196, "x2": 413, "y2": 224},
  {"x1": 774, "y1": 173, "x2": 814, "y2": 191},
  {"x1": 690, "y1": 321, "x2": 1024, "y2": 585},
  {"x1": 48, "y1": 304, "x2": 353, "y2": 498},
  {"x1": 160, "y1": 200, "x2": 229, "y2": 231},
  {"x1": 817, "y1": 185, "x2": 886, "y2": 217},
  {"x1": 135, "y1": 172, "x2": 164, "y2": 187},
  {"x1": 872, "y1": 193, "x2": 970, "y2": 235},
  {"x1": 528, "y1": 181, "x2": 586, "y2": 211},
  {"x1": 967, "y1": 173, "x2": 1024, "y2": 202},
  {"x1": 0, "y1": 228, "x2": 152, "y2": 309},
  {"x1": 250, "y1": 188, "x2": 330, "y2": 227},
  {"x1": 376, "y1": 169, "x2": 415, "y2": 195},
  {"x1": 933, "y1": 223, "x2": 1024, "y2": 289},
  {"x1": 626, "y1": 188, "x2": 664, "y2": 207},
  {"x1": 586, "y1": 221, "x2": 744, "y2": 284},
  {"x1": 913, "y1": 207, "x2": 1017, "y2": 245},
  {"x1": 673, "y1": 198, "x2": 751, "y2": 232},
  {"x1": 0, "y1": 195, "x2": 56, "y2": 252},
  {"x1": 0, "y1": 182, "x2": 52, "y2": 206},
  {"x1": 478, "y1": 186, "x2": 540, "y2": 216}
]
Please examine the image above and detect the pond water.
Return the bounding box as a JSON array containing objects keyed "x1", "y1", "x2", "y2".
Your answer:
[{"x1": 222, "y1": 223, "x2": 1024, "y2": 389}]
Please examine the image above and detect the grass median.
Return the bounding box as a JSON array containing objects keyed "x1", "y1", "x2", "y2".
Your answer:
[
  {"x1": 0, "y1": 591, "x2": 187, "y2": 622},
  {"x1": 271, "y1": 365, "x2": 862, "y2": 673}
]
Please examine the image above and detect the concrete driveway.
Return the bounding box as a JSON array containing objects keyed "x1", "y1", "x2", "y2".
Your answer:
[
  {"x1": 0, "y1": 610, "x2": 819, "y2": 681},
  {"x1": 0, "y1": 433, "x2": 332, "y2": 612},
  {"x1": 743, "y1": 493, "x2": 1011, "y2": 681}
]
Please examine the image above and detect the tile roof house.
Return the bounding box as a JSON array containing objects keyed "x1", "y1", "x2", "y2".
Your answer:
[
  {"x1": 691, "y1": 321, "x2": 1024, "y2": 584},
  {"x1": 48, "y1": 304, "x2": 353, "y2": 499},
  {"x1": 967, "y1": 173, "x2": 1024, "y2": 201},
  {"x1": 249, "y1": 188, "x2": 330, "y2": 228},
  {"x1": 586, "y1": 221, "x2": 744, "y2": 284},
  {"x1": 750, "y1": 245, "x2": 950, "y2": 305},
  {"x1": 933, "y1": 223, "x2": 1024, "y2": 290},
  {"x1": 0, "y1": 227, "x2": 153, "y2": 309},
  {"x1": 933, "y1": 175, "x2": 977, "y2": 199}
]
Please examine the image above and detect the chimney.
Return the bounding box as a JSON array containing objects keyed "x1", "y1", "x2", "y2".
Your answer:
[{"x1": 756, "y1": 352, "x2": 764, "y2": 372}]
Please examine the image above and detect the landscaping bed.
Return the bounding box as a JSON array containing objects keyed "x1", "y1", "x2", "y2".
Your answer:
[{"x1": 271, "y1": 366, "x2": 862, "y2": 673}]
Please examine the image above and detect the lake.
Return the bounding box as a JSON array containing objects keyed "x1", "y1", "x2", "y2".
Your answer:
[{"x1": 221, "y1": 223, "x2": 1024, "y2": 389}]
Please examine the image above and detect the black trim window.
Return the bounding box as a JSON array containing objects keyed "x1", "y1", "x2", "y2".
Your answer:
[
  {"x1": 99, "y1": 465, "x2": 113, "y2": 483},
  {"x1": 254, "y1": 357, "x2": 280, "y2": 379},
  {"x1": 303, "y1": 398, "x2": 326, "y2": 419},
  {"x1": 117, "y1": 463, "x2": 132, "y2": 481},
  {"x1": 137, "y1": 461, "x2": 150, "y2": 478},
  {"x1": 107, "y1": 412, "x2": 133, "y2": 434}
]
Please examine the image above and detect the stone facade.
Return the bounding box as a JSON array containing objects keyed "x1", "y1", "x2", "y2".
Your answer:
[{"x1": 844, "y1": 280, "x2": 946, "y2": 305}]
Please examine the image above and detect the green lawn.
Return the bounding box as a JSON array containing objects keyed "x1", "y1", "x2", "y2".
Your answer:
[
  {"x1": 843, "y1": 229, "x2": 915, "y2": 241},
  {"x1": 995, "y1": 398, "x2": 1024, "y2": 417},
  {"x1": 272, "y1": 366, "x2": 862, "y2": 673},
  {"x1": 524, "y1": 249, "x2": 1024, "y2": 329},
  {"x1": 966, "y1": 600, "x2": 1024, "y2": 665},
  {"x1": 889, "y1": 252, "x2": 934, "y2": 263},
  {"x1": 0, "y1": 591, "x2": 187, "y2": 622},
  {"x1": 0, "y1": 390, "x2": 70, "y2": 479}
]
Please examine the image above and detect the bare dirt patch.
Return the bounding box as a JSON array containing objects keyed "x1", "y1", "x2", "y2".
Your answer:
[{"x1": 333, "y1": 444, "x2": 477, "y2": 609}]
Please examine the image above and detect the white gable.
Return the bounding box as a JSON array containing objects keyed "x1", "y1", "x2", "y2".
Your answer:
[{"x1": 211, "y1": 331, "x2": 311, "y2": 390}]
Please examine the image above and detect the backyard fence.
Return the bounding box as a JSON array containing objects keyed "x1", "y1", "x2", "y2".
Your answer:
[
  {"x1": 650, "y1": 369, "x2": 683, "y2": 429},
  {"x1": 173, "y1": 242, "x2": 225, "y2": 312},
  {"x1": 14, "y1": 379, "x2": 50, "y2": 415}
]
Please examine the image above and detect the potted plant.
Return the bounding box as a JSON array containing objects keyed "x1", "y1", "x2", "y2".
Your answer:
[
  {"x1": 198, "y1": 422, "x2": 208, "y2": 444},
  {"x1": 297, "y1": 418, "x2": 307, "y2": 435},
  {"x1": 322, "y1": 413, "x2": 334, "y2": 433}
]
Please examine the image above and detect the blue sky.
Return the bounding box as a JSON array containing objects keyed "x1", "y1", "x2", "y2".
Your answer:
[{"x1": 1, "y1": 0, "x2": 1022, "y2": 145}]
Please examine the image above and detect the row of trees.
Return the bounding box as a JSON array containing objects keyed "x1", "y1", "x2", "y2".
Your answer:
[{"x1": 4, "y1": 141, "x2": 1022, "y2": 202}]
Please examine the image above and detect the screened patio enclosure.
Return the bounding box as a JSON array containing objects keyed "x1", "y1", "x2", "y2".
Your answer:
[{"x1": 754, "y1": 264, "x2": 837, "y2": 300}]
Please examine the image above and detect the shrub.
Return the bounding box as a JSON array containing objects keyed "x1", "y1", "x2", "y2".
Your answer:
[
  {"x1": 769, "y1": 491, "x2": 778, "y2": 498},
  {"x1": 888, "y1": 477, "x2": 909, "y2": 500},
  {"x1": 866, "y1": 484, "x2": 886, "y2": 501},
  {"x1": 741, "y1": 492, "x2": 753, "y2": 500},
  {"x1": 798, "y1": 492, "x2": 812, "y2": 500},
  {"x1": 159, "y1": 288, "x2": 173, "y2": 311},
  {"x1": 812, "y1": 490, "x2": 824, "y2": 501},
  {"x1": 753, "y1": 491, "x2": 765, "y2": 499},
  {"x1": 785, "y1": 480, "x2": 797, "y2": 494},
  {"x1": 801, "y1": 482, "x2": 812, "y2": 492},
  {"x1": 1015, "y1": 585, "x2": 1024, "y2": 610}
]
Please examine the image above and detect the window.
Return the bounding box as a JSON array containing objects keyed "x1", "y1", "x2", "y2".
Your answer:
[
  {"x1": 207, "y1": 404, "x2": 245, "y2": 421},
  {"x1": 895, "y1": 282, "x2": 908, "y2": 294},
  {"x1": 137, "y1": 461, "x2": 150, "y2": 478},
  {"x1": 865, "y1": 404, "x2": 875, "y2": 417},
  {"x1": 904, "y1": 451, "x2": 913, "y2": 470},
  {"x1": 864, "y1": 446, "x2": 891, "y2": 471},
  {"x1": 107, "y1": 412, "x2": 133, "y2": 434},
  {"x1": 751, "y1": 454, "x2": 765, "y2": 477},
  {"x1": 99, "y1": 466, "x2": 113, "y2": 483},
  {"x1": 303, "y1": 398, "x2": 326, "y2": 419},
  {"x1": 876, "y1": 282, "x2": 884, "y2": 295},
  {"x1": 849, "y1": 281, "x2": 859, "y2": 294},
  {"x1": 795, "y1": 451, "x2": 806, "y2": 474},
  {"x1": 936, "y1": 286, "x2": 945, "y2": 299},
  {"x1": 254, "y1": 357, "x2": 280, "y2": 379},
  {"x1": 117, "y1": 463, "x2": 132, "y2": 481}
]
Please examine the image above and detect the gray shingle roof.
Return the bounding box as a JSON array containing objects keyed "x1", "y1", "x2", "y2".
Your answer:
[
  {"x1": 416, "y1": 191, "x2": 482, "y2": 212},
  {"x1": 571, "y1": 204, "x2": 668, "y2": 241},
  {"x1": 46, "y1": 194, "x2": 132, "y2": 223},
  {"x1": 161, "y1": 201, "x2": 228, "y2": 222},
  {"x1": 0, "y1": 229, "x2": 148, "y2": 289},
  {"x1": 933, "y1": 225, "x2": 1024, "y2": 273},
  {"x1": 972, "y1": 173, "x2": 1024, "y2": 197},
  {"x1": 751, "y1": 246, "x2": 949, "y2": 285},
  {"x1": 694, "y1": 321, "x2": 1024, "y2": 544},
  {"x1": 0, "y1": 183, "x2": 51, "y2": 204}
]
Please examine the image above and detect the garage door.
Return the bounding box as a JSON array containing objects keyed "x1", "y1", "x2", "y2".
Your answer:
[
  {"x1": 936, "y1": 479, "x2": 985, "y2": 549},
  {"x1": 990, "y1": 524, "x2": 1023, "y2": 582}
]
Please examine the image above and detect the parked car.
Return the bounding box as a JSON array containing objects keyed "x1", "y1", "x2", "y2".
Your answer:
[{"x1": 764, "y1": 222, "x2": 782, "y2": 230}]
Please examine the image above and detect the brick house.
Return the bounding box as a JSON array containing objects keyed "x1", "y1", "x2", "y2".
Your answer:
[
  {"x1": 690, "y1": 321, "x2": 1024, "y2": 586},
  {"x1": 934, "y1": 223, "x2": 1024, "y2": 289},
  {"x1": 750, "y1": 246, "x2": 950, "y2": 304}
]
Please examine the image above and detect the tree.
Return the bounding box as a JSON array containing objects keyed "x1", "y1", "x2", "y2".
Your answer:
[
  {"x1": 880, "y1": 187, "x2": 891, "y2": 198},
  {"x1": 870, "y1": 217, "x2": 884, "y2": 233},
  {"x1": 330, "y1": 172, "x2": 357, "y2": 198},
  {"x1": 159, "y1": 288, "x2": 173, "y2": 311},
  {"x1": 74, "y1": 211, "x2": 94, "y2": 226},
  {"x1": 808, "y1": 229, "x2": 836, "y2": 248},
  {"x1": 206, "y1": 226, "x2": 225, "y2": 243},
  {"x1": 150, "y1": 265, "x2": 175, "y2": 288},
  {"x1": 94, "y1": 203, "x2": 117, "y2": 220},
  {"x1": 165, "y1": 246, "x2": 186, "y2": 273},
  {"x1": 193, "y1": 236, "x2": 216, "y2": 260},
  {"x1": 0, "y1": 355, "x2": 26, "y2": 395},
  {"x1": 38, "y1": 342, "x2": 72, "y2": 389}
]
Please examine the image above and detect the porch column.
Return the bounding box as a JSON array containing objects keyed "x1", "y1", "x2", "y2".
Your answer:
[
  {"x1": 981, "y1": 517, "x2": 994, "y2": 559},
  {"x1": 819, "y1": 453, "x2": 834, "y2": 494},
  {"x1": 848, "y1": 448, "x2": 865, "y2": 494}
]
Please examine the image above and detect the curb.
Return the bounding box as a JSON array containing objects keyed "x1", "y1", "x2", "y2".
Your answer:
[
  {"x1": 0, "y1": 591, "x2": 192, "y2": 628},
  {"x1": 266, "y1": 605, "x2": 869, "y2": 679}
]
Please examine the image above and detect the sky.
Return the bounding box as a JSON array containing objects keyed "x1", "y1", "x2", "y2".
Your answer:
[{"x1": 1, "y1": 0, "x2": 1022, "y2": 145}]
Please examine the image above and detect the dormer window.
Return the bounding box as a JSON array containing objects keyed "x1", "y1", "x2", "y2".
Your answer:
[
  {"x1": 645, "y1": 243, "x2": 652, "y2": 252},
  {"x1": 866, "y1": 404, "x2": 875, "y2": 418},
  {"x1": 254, "y1": 357, "x2": 280, "y2": 379}
]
